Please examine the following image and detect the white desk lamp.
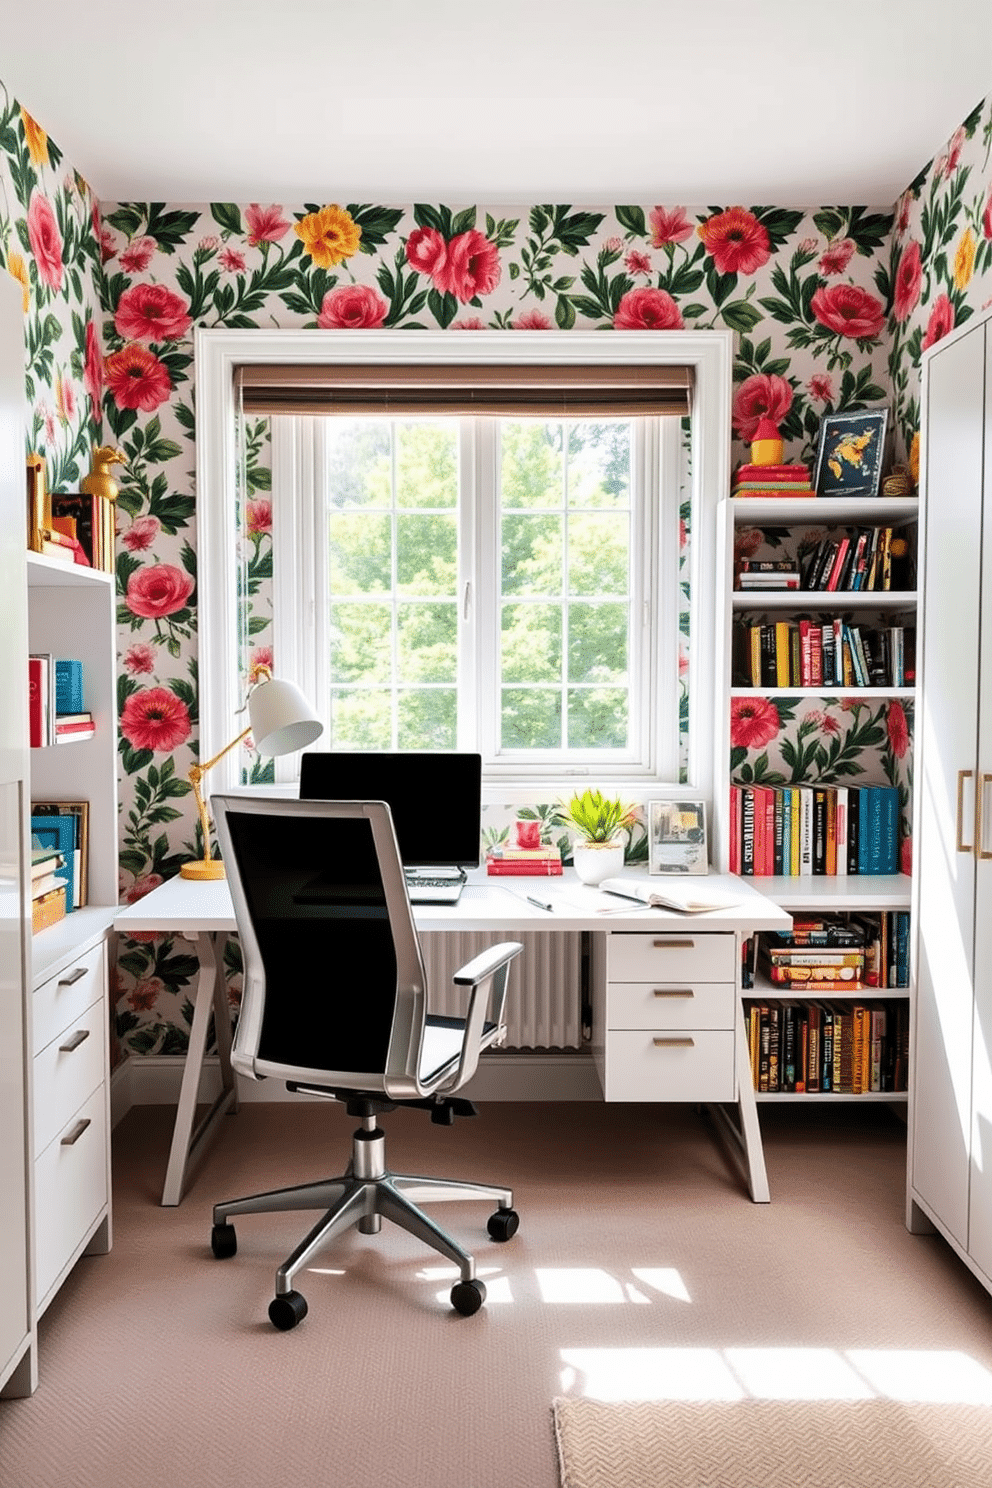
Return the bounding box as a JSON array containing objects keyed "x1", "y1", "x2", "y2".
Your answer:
[{"x1": 180, "y1": 668, "x2": 323, "y2": 881}]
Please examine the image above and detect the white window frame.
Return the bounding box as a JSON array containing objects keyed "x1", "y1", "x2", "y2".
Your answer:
[{"x1": 196, "y1": 329, "x2": 732, "y2": 802}]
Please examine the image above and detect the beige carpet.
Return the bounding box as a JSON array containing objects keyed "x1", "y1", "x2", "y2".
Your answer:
[{"x1": 552, "y1": 1397, "x2": 992, "y2": 1488}]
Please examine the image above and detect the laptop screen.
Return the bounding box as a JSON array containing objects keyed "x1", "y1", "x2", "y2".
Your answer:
[{"x1": 298, "y1": 751, "x2": 482, "y2": 869}]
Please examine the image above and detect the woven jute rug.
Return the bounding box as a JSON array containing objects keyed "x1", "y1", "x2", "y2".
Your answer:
[{"x1": 551, "y1": 1397, "x2": 992, "y2": 1488}]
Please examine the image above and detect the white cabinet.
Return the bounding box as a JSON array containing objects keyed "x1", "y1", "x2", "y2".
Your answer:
[{"x1": 909, "y1": 309, "x2": 992, "y2": 1290}]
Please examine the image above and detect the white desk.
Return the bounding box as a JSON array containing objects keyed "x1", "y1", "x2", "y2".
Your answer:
[{"x1": 114, "y1": 869, "x2": 789, "y2": 1206}]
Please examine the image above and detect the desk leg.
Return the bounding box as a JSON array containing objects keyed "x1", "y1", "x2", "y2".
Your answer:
[
  {"x1": 706, "y1": 996, "x2": 770, "y2": 1203},
  {"x1": 161, "y1": 931, "x2": 239, "y2": 1206}
]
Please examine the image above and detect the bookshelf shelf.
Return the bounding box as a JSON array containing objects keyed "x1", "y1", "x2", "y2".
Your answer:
[
  {"x1": 731, "y1": 496, "x2": 919, "y2": 525},
  {"x1": 755, "y1": 1091, "x2": 908, "y2": 1104},
  {"x1": 730, "y1": 686, "x2": 914, "y2": 700},
  {"x1": 732, "y1": 590, "x2": 917, "y2": 612}
]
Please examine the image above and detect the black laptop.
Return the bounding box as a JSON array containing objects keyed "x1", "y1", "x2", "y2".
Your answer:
[{"x1": 298, "y1": 751, "x2": 482, "y2": 904}]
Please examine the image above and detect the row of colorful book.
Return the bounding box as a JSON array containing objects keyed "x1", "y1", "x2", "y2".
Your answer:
[
  {"x1": 28, "y1": 654, "x2": 94, "y2": 747},
  {"x1": 729, "y1": 784, "x2": 901, "y2": 877},
  {"x1": 796, "y1": 526, "x2": 913, "y2": 593},
  {"x1": 755, "y1": 912, "x2": 910, "y2": 989},
  {"x1": 734, "y1": 618, "x2": 915, "y2": 689},
  {"x1": 744, "y1": 997, "x2": 909, "y2": 1094},
  {"x1": 731, "y1": 461, "x2": 814, "y2": 498}
]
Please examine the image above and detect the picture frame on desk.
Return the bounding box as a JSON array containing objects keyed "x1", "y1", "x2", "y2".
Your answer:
[
  {"x1": 648, "y1": 798, "x2": 708, "y2": 875},
  {"x1": 813, "y1": 408, "x2": 889, "y2": 499}
]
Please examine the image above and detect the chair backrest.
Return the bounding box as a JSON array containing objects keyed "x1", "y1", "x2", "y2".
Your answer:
[{"x1": 212, "y1": 796, "x2": 428, "y2": 1096}]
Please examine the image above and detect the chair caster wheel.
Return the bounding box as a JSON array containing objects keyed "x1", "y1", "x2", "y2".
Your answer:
[
  {"x1": 487, "y1": 1207, "x2": 519, "y2": 1242},
  {"x1": 450, "y1": 1278, "x2": 486, "y2": 1316},
  {"x1": 269, "y1": 1291, "x2": 308, "y2": 1331},
  {"x1": 211, "y1": 1223, "x2": 237, "y2": 1259}
]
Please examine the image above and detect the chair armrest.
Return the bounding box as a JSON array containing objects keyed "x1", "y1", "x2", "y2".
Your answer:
[{"x1": 433, "y1": 940, "x2": 523, "y2": 1095}]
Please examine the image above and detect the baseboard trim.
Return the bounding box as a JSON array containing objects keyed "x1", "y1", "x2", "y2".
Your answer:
[{"x1": 110, "y1": 1049, "x2": 601, "y2": 1124}]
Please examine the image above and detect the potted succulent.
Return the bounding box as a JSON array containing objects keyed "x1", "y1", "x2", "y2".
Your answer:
[{"x1": 554, "y1": 789, "x2": 638, "y2": 885}]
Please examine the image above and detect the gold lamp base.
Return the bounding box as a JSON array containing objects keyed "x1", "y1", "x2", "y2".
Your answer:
[{"x1": 180, "y1": 859, "x2": 227, "y2": 881}]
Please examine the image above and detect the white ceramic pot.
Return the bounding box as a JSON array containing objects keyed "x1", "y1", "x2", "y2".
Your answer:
[{"x1": 572, "y1": 840, "x2": 625, "y2": 886}]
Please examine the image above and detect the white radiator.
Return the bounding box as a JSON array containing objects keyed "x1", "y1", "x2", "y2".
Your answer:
[{"x1": 419, "y1": 930, "x2": 584, "y2": 1049}]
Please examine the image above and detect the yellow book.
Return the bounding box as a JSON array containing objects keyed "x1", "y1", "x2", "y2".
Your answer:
[
  {"x1": 790, "y1": 788, "x2": 801, "y2": 877},
  {"x1": 774, "y1": 621, "x2": 792, "y2": 687}
]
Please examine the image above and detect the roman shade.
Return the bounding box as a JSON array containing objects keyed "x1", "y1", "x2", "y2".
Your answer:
[{"x1": 235, "y1": 362, "x2": 693, "y2": 418}]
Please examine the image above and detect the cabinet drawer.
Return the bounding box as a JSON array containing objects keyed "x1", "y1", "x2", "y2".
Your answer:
[
  {"x1": 602, "y1": 1029, "x2": 735, "y2": 1102},
  {"x1": 608, "y1": 980, "x2": 737, "y2": 1031},
  {"x1": 608, "y1": 932, "x2": 735, "y2": 984},
  {"x1": 33, "y1": 1000, "x2": 105, "y2": 1157},
  {"x1": 34, "y1": 1086, "x2": 108, "y2": 1307},
  {"x1": 33, "y1": 942, "x2": 105, "y2": 1056}
]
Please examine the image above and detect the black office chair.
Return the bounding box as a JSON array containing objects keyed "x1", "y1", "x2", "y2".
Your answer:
[{"x1": 209, "y1": 794, "x2": 523, "y2": 1330}]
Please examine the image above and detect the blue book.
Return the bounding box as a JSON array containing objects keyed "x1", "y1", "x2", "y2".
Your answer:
[
  {"x1": 857, "y1": 788, "x2": 871, "y2": 875},
  {"x1": 878, "y1": 787, "x2": 900, "y2": 874},
  {"x1": 30, "y1": 813, "x2": 76, "y2": 912},
  {"x1": 55, "y1": 658, "x2": 84, "y2": 715}
]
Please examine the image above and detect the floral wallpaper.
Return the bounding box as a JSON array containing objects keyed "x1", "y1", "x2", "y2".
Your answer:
[{"x1": 4, "y1": 69, "x2": 992, "y2": 1058}]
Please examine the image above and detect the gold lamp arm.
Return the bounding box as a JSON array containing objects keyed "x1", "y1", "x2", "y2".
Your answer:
[{"x1": 183, "y1": 725, "x2": 251, "y2": 879}]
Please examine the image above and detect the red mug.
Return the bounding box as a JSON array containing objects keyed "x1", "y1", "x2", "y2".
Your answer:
[{"x1": 515, "y1": 819, "x2": 541, "y2": 850}]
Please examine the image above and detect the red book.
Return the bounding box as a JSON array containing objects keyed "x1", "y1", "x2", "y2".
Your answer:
[
  {"x1": 486, "y1": 859, "x2": 563, "y2": 876},
  {"x1": 734, "y1": 463, "x2": 811, "y2": 480},
  {"x1": 28, "y1": 656, "x2": 46, "y2": 747}
]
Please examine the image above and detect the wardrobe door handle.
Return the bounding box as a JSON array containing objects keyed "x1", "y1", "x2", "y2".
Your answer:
[
  {"x1": 958, "y1": 770, "x2": 974, "y2": 852},
  {"x1": 978, "y1": 774, "x2": 992, "y2": 861}
]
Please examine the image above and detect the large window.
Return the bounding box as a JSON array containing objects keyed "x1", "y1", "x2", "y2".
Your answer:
[{"x1": 269, "y1": 413, "x2": 678, "y2": 779}]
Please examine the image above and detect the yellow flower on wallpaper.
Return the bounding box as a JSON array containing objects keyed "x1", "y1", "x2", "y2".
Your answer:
[
  {"x1": 954, "y1": 227, "x2": 976, "y2": 290},
  {"x1": 7, "y1": 250, "x2": 29, "y2": 312},
  {"x1": 294, "y1": 204, "x2": 362, "y2": 267},
  {"x1": 21, "y1": 109, "x2": 49, "y2": 167}
]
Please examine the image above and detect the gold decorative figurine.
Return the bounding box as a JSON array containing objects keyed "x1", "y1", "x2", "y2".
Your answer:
[
  {"x1": 81, "y1": 445, "x2": 127, "y2": 574},
  {"x1": 81, "y1": 445, "x2": 127, "y2": 503}
]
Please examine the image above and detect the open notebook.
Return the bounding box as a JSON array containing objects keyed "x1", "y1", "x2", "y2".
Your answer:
[{"x1": 597, "y1": 876, "x2": 740, "y2": 914}]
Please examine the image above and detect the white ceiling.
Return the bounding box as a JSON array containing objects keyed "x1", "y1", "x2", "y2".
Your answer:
[{"x1": 3, "y1": 1, "x2": 992, "y2": 208}]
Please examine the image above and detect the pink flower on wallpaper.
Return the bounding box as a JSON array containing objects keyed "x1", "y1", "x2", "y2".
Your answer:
[
  {"x1": 451, "y1": 317, "x2": 487, "y2": 330},
  {"x1": 249, "y1": 646, "x2": 274, "y2": 683},
  {"x1": 316, "y1": 284, "x2": 388, "y2": 329},
  {"x1": 513, "y1": 310, "x2": 552, "y2": 329},
  {"x1": 893, "y1": 241, "x2": 923, "y2": 322},
  {"x1": 120, "y1": 687, "x2": 192, "y2": 752},
  {"x1": 199, "y1": 236, "x2": 221, "y2": 254},
  {"x1": 818, "y1": 713, "x2": 841, "y2": 736},
  {"x1": 603, "y1": 237, "x2": 623, "y2": 255},
  {"x1": 944, "y1": 127, "x2": 966, "y2": 176},
  {"x1": 734, "y1": 527, "x2": 764, "y2": 563},
  {"x1": 55, "y1": 373, "x2": 75, "y2": 425},
  {"x1": 125, "y1": 563, "x2": 194, "y2": 620},
  {"x1": 119, "y1": 236, "x2": 156, "y2": 274},
  {"x1": 122, "y1": 872, "x2": 163, "y2": 905},
  {"x1": 121, "y1": 516, "x2": 160, "y2": 552},
  {"x1": 99, "y1": 228, "x2": 116, "y2": 263},
  {"x1": 246, "y1": 499, "x2": 272, "y2": 536},
  {"x1": 83, "y1": 320, "x2": 103, "y2": 415},
  {"x1": 649, "y1": 206, "x2": 694, "y2": 246},
  {"x1": 128, "y1": 977, "x2": 165, "y2": 1012},
  {"x1": 900, "y1": 835, "x2": 913, "y2": 875},
  {"x1": 405, "y1": 226, "x2": 447, "y2": 276},
  {"x1": 818, "y1": 238, "x2": 855, "y2": 276},
  {"x1": 115, "y1": 283, "x2": 193, "y2": 342},
  {"x1": 922, "y1": 293, "x2": 955, "y2": 350},
  {"x1": 807, "y1": 373, "x2": 834, "y2": 402},
  {"x1": 123, "y1": 642, "x2": 156, "y2": 675},
  {"x1": 624, "y1": 250, "x2": 652, "y2": 275},
  {"x1": 219, "y1": 247, "x2": 246, "y2": 273},
  {"x1": 245, "y1": 204, "x2": 292, "y2": 246},
  {"x1": 896, "y1": 192, "x2": 913, "y2": 236},
  {"x1": 27, "y1": 192, "x2": 63, "y2": 293},
  {"x1": 732, "y1": 373, "x2": 793, "y2": 442},
  {"x1": 434, "y1": 230, "x2": 501, "y2": 302},
  {"x1": 105, "y1": 345, "x2": 172, "y2": 411},
  {"x1": 613, "y1": 287, "x2": 684, "y2": 330},
  {"x1": 730, "y1": 696, "x2": 781, "y2": 750},
  {"x1": 43, "y1": 408, "x2": 55, "y2": 443},
  {"x1": 983, "y1": 184, "x2": 992, "y2": 241},
  {"x1": 887, "y1": 700, "x2": 909, "y2": 758},
  {"x1": 697, "y1": 207, "x2": 771, "y2": 276},
  {"x1": 810, "y1": 283, "x2": 885, "y2": 341}
]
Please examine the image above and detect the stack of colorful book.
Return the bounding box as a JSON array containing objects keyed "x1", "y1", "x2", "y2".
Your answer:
[
  {"x1": 731, "y1": 461, "x2": 815, "y2": 498},
  {"x1": 486, "y1": 845, "x2": 563, "y2": 876},
  {"x1": 31, "y1": 844, "x2": 68, "y2": 933}
]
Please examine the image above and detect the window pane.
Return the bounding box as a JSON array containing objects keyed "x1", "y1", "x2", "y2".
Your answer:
[
  {"x1": 501, "y1": 688, "x2": 562, "y2": 749},
  {"x1": 568, "y1": 603, "x2": 628, "y2": 683},
  {"x1": 326, "y1": 420, "x2": 392, "y2": 508},
  {"x1": 330, "y1": 689, "x2": 393, "y2": 749},
  {"x1": 329, "y1": 602, "x2": 392, "y2": 682},
  {"x1": 330, "y1": 512, "x2": 392, "y2": 592},
  {"x1": 567, "y1": 688, "x2": 629, "y2": 749},
  {"x1": 397, "y1": 512, "x2": 457, "y2": 596},
  {"x1": 398, "y1": 689, "x2": 457, "y2": 749},
  {"x1": 502, "y1": 513, "x2": 563, "y2": 597},
  {"x1": 567, "y1": 513, "x2": 629, "y2": 597},
  {"x1": 501, "y1": 603, "x2": 562, "y2": 683},
  {"x1": 397, "y1": 602, "x2": 457, "y2": 682},
  {"x1": 395, "y1": 422, "x2": 458, "y2": 509},
  {"x1": 566, "y1": 422, "x2": 631, "y2": 508},
  {"x1": 500, "y1": 422, "x2": 564, "y2": 510}
]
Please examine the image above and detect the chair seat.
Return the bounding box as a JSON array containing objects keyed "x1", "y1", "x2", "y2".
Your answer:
[{"x1": 421, "y1": 1015, "x2": 498, "y2": 1084}]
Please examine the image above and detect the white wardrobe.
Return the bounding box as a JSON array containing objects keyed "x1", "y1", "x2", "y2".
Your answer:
[{"x1": 909, "y1": 307, "x2": 992, "y2": 1289}]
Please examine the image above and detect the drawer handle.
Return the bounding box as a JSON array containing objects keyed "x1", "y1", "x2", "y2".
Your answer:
[
  {"x1": 60, "y1": 1117, "x2": 91, "y2": 1147},
  {"x1": 58, "y1": 967, "x2": 88, "y2": 987},
  {"x1": 58, "y1": 1028, "x2": 91, "y2": 1053},
  {"x1": 653, "y1": 1036, "x2": 695, "y2": 1048},
  {"x1": 653, "y1": 988, "x2": 694, "y2": 999},
  {"x1": 651, "y1": 939, "x2": 695, "y2": 949}
]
